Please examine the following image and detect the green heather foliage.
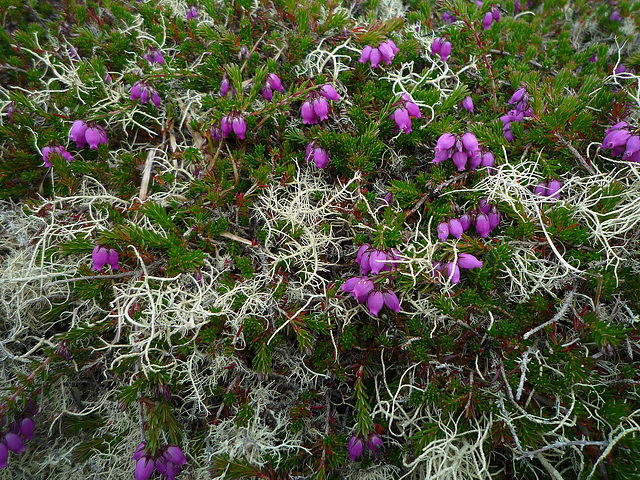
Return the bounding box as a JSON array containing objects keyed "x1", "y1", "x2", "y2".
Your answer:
[{"x1": 1, "y1": 0, "x2": 640, "y2": 479}]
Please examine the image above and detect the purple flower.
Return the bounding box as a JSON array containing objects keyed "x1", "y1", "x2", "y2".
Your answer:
[
  {"x1": 509, "y1": 87, "x2": 526, "y2": 105},
  {"x1": 220, "y1": 74, "x2": 232, "y2": 97},
  {"x1": 437, "y1": 221, "x2": 449, "y2": 241},
  {"x1": 359, "y1": 45, "x2": 372, "y2": 63},
  {"x1": 313, "y1": 97, "x2": 329, "y2": 121},
  {"x1": 133, "y1": 442, "x2": 146, "y2": 461},
  {"x1": 482, "y1": 11, "x2": 493, "y2": 29},
  {"x1": 439, "y1": 41, "x2": 452, "y2": 62},
  {"x1": 143, "y1": 47, "x2": 165, "y2": 65},
  {"x1": 186, "y1": 6, "x2": 198, "y2": 20},
  {"x1": 457, "y1": 253, "x2": 483, "y2": 270},
  {"x1": 69, "y1": 120, "x2": 88, "y2": 148},
  {"x1": 19, "y1": 418, "x2": 35, "y2": 440},
  {"x1": 546, "y1": 179, "x2": 562, "y2": 198},
  {"x1": 301, "y1": 99, "x2": 317, "y2": 124},
  {"x1": 448, "y1": 218, "x2": 463, "y2": 239},
  {"x1": 92, "y1": 246, "x2": 118, "y2": 271},
  {"x1": 84, "y1": 125, "x2": 108, "y2": 149},
  {"x1": 492, "y1": 7, "x2": 500, "y2": 21},
  {"x1": 4, "y1": 433, "x2": 25, "y2": 454},
  {"x1": 359, "y1": 39, "x2": 397, "y2": 67},
  {"x1": 353, "y1": 277, "x2": 375, "y2": 303},
  {"x1": 221, "y1": 111, "x2": 247, "y2": 140},
  {"x1": 475, "y1": 213, "x2": 491, "y2": 237},
  {"x1": 366, "y1": 434, "x2": 383, "y2": 454},
  {"x1": 461, "y1": 95, "x2": 474, "y2": 113},
  {"x1": 534, "y1": 181, "x2": 548, "y2": 196},
  {"x1": 392, "y1": 107, "x2": 412, "y2": 134},
  {"x1": 348, "y1": 436, "x2": 364, "y2": 461},
  {"x1": 443, "y1": 262, "x2": 461, "y2": 284},
  {"x1": 305, "y1": 142, "x2": 330, "y2": 169},
  {"x1": 320, "y1": 84, "x2": 340, "y2": 101},
  {"x1": 610, "y1": 8, "x2": 622, "y2": 22},
  {"x1": 42, "y1": 145, "x2": 74, "y2": 167},
  {"x1": 267, "y1": 73, "x2": 283, "y2": 92},
  {"x1": 164, "y1": 445, "x2": 187, "y2": 466},
  {"x1": 488, "y1": 206, "x2": 501, "y2": 229},
  {"x1": 431, "y1": 37, "x2": 442, "y2": 55},
  {"x1": 382, "y1": 290, "x2": 400, "y2": 312},
  {"x1": 135, "y1": 457, "x2": 155, "y2": 480},
  {"x1": 0, "y1": 444, "x2": 6, "y2": 469},
  {"x1": 459, "y1": 213, "x2": 472, "y2": 231},
  {"x1": 481, "y1": 150, "x2": 495, "y2": 168},
  {"x1": 131, "y1": 81, "x2": 161, "y2": 108},
  {"x1": 367, "y1": 291, "x2": 384, "y2": 316}
]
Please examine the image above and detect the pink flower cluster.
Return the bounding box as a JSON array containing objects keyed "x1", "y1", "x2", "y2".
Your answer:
[
  {"x1": 69, "y1": 120, "x2": 109, "y2": 150},
  {"x1": 500, "y1": 87, "x2": 533, "y2": 142},
  {"x1": 348, "y1": 434, "x2": 382, "y2": 461},
  {"x1": 220, "y1": 73, "x2": 235, "y2": 97},
  {"x1": 340, "y1": 245, "x2": 401, "y2": 317},
  {"x1": 221, "y1": 111, "x2": 247, "y2": 140},
  {"x1": 461, "y1": 95, "x2": 474, "y2": 113},
  {"x1": 134, "y1": 443, "x2": 187, "y2": 480},
  {"x1": 433, "y1": 132, "x2": 494, "y2": 171},
  {"x1": 601, "y1": 121, "x2": 640, "y2": 163},
  {"x1": 131, "y1": 81, "x2": 161, "y2": 108},
  {"x1": 442, "y1": 199, "x2": 501, "y2": 239},
  {"x1": 42, "y1": 144, "x2": 73, "y2": 167},
  {"x1": 92, "y1": 246, "x2": 119, "y2": 271},
  {"x1": 359, "y1": 39, "x2": 398, "y2": 68},
  {"x1": 186, "y1": 6, "x2": 197, "y2": 20},
  {"x1": 482, "y1": 7, "x2": 500, "y2": 29},
  {"x1": 262, "y1": 73, "x2": 284, "y2": 101},
  {"x1": 0, "y1": 404, "x2": 37, "y2": 469},
  {"x1": 301, "y1": 84, "x2": 340, "y2": 124},
  {"x1": 390, "y1": 94, "x2": 421, "y2": 134},
  {"x1": 305, "y1": 141, "x2": 329, "y2": 169},
  {"x1": 431, "y1": 37, "x2": 452, "y2": 62},
  {"x1": 433, "y1": 253, "x2": 483, "y2": 284},
  {"x1": 534, "y1": 179, "x2": 562, "y2": 198},
  {"x1": 143, "y1": 47, "x2": 165, "y2": 65}
]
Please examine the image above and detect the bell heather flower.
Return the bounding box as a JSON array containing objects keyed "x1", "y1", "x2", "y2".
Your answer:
[
  {"x1": 131, "y1": 81, "x2": 161, "y2": 108},
  {"x1": 143, "y1": 47, "x2": 165, "y2": 65},
  {"x1": 348, "y1": 436, "x2": 364, "y2": 461},
  {"x1": 186, "y1": 6, "x2": 198, "y2": 20},
  {"x1": 366, "y1": 434, "x2": 383, "y2": 454},
  {"x1": 610, "y1": 8, "x2": 622, "y2": 22},
  {"x1": 0, "y1": 444, "x2": 6, "y2": 469},
  {"x1": 42, "y1": 145, "x2": 73, "y2": 167},
  {"x1": 301, "y1": 87, "x2": 339, "y2": 124},
  {"x1": 262, "y1": 73, "x2": 284, "y2": 101},
  {"x1": 220, "y1": 73, "x2": 232, "y2": 97},
  {"x1": 437, "y1": 221, "x2": 449, "y2": 241},
  {"x1": 431, "y1": 37, "x2": 442, "y2": 56},
  {"x1": 461, "y1": 95, "x2": 474, "y2": 113},
  {"x1": 4, "y1": 433, "x2": 25, "y2": 455},
  {"x1": 221, "y1": 111, "x2": 247, "y2": 140},
  {"x1": 433, "y1": 132, "x2": 481, "y2": 170},
  {"x1": 483, "y1": 11, "x2": 494, "y2": 29},
  {"x1": 320, "y1": 84, "x2": 340, "y2": 101},
  {"x1": 457, "y1": 253, "x2": 483, "y2": 270},
  {"x1": 475, "y1": 213, "x2": 491, "y2": 237},
  {"x1": 305, "y1": 142, "x2": 330, "y2": 169},
  {"x1": 359, "y1": 39, "x2": 398, "y2": 68},
  {"x1": 92, "y1": 246, "x2": 119, "y2": 271},
  {"x1": 439, "y1": 41, "x2": 452, "y2": 62},
  {"x1": 390, "y1": 94, "x2": 421, "y2": 134}
]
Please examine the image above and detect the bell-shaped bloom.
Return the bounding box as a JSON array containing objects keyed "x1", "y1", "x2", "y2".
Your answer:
[
  {"x1": 301, "y1": 99, "x2": 317, "y2": 124},
  {"x1": 348, "y1": 436, "x2": 364, "y2": 461},
  {"x1": 475, "y1": 213, "x2": 491, "y2": 237},
  {"x1": 383, "y1": 290, "x2": 400, "y2": 312},
  {"x1": 42, "y1": 146, "x2": 74, "y2": 167},
  {"x1": 431, "y1": 37, "x2": 442, "y2": 55},
  {"x1": 610, "y1": 8, "x2": 622, "y2": 22},
  {"x1": 135, "y1": 457, "x2": 155, "y2": 480},
  {"x1": 482, "y1": 11, "x2": 493, "y2": 29},
  {"x1": 106, "y1": 249, "x2": 119, "y2": 270},
  {"x1": 546, "y1": 179, "x2": 562, "y2": 198},
  {"x1": 166, "y1": 461, "x2": 181, "y2": 480},
  {"x1": 267, "y1": 73, "x2": 283, "y2": 92},
  {"x1": 457, "y1": 253, "x2": 483, "y2": 270},
  {"x1": 341, "y1": 276, "x2": 363, "y2": 294},
  {"x1": 220, "y1": 74, "x2": 231, "y2": 97},
  {"x1": 443, "y1": 262, "x2": 461, "y2": 284},
  {"x1": 92, "y1": 246, "x2": 109, "y2": 271},
  {"x1": 448, "y1": 219, "x2": 463, "y2": 239},
  {"x1": 481, "y1": 151, "x2": 494, "y2": 168},
  {"x1": 478, "y1": 198, "x2": 491, "y2": 214},
  {"x1": 133, "y1": 442, "x2": 146, "y2": 461},
  {"x1": 488, "y1": 207, "x2": 501, "y2": 229},
  {"x1": 436, "y1": 133, "x2": 456, "y2": 151},
  {"x1": 459, "y1": 214, "x2": 472, "y2": 231},
  {"x1": 320, "y1": 84, "x2": 340, "y2": 101},
  {"x1": 359, "y1": 45, "x2": 372, "y2": 63},
  {"x1": 164, "y1": 445, "x2": 187, "y2": 466},
  {"x1": 144, "y1": 47, "x2": 165, "y2": 65},
  {"x1": 221, "y1": 115, "x2": 233, "y2": 137},
  {"x1": 492, "y1": 7, "x2": 500, "y2": 21},
  {"x1": 452, "y1": 151, "x2": 468, "y2": 171},
  {"x1": 313, "y1": 97, "x2": 329, "y2": 121},
  {"x1": 186, "y1": 6, "x2": 198, "y2": 20},
  {"x1": 462, "y1": 132, "x2": 479, "y2": 152},
  {"x1": 366, "y1": 434, "x2": 383, "y2": 454},
  {"x1": 437, "y1": 222, "x2": 449, "y2": 241},
  {"x1": 534, "y1": 181, "x2": 548, "y2": 196},
  {"x1": 369, "y1": 47, "x2": 382, "y2": 68},
  {"x1": 353, "y1": 278, "x2": 374, "y2": 303},
  {"x1": 19, "y1": 418, "x2": 35, "y2": 440},
  {"x1": 509, "y1": 88, "x2": 526, "y2": 105},
  {"x1": 378, "y1": 41, "x2": 395, "y2": 65},
  {"x1": 461, "y1": 96, "x2": 474, "y2": 113},
  {"x1": 368, "y1": 250, "x2": 388, "y2": 274},
  {"x1": 84, "y1": 125, "x2": 108, "y2": 149},
  {"x1": 232, "y1": 116, "x2": 247, "y2": 140},
  {"x1": 313, "y1": 147, "x2": 329, "y2": 169},
  {"x1": 401, "y1": 94, "x2": 421, "y2": 118},
  {"x1": 131, "y1": 81, "x2": 142, "y2": 100},
  {"x1": 602, "y1": 129, "x2": 630, "y2": 150},
  {"x1": 4, "y1": 433, "x2": 25, "y2": 454},
  {"x1": 69, "y1": 120, "x2": 88, "y2": 148},
  {"x1": 392, "y1": 107, "x2": 412, "y2": 134},
  {"x1": 439, "y1": 41, "x2": 452, "y2": 61},
  {"x1": 367, "y1": 291, "x2": 384, "y2": 316}
]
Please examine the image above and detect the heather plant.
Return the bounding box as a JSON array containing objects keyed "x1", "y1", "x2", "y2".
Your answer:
[{"x1": 1, "y1": 0, "x2": 640, "y2": 479}]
